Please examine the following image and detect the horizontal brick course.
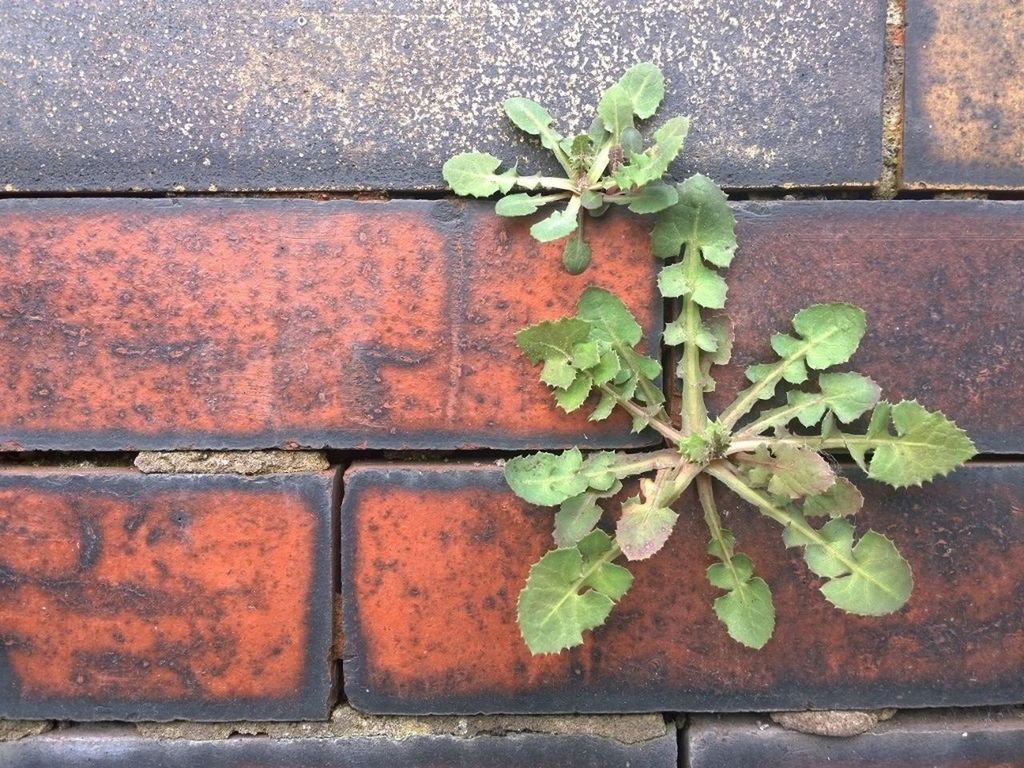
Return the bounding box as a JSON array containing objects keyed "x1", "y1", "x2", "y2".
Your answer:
[
  {"x1": 904, "y1": 0, "x2": 1024, "y2": 188},
  {"x1": 0, "y1": 1, "x2": 884, "y2": 191},
  {"x1": 711, "y1": 201, "x2": 1024, "y2": 453},
  {"x1": 342, "y1": 462, "x2": 1024, "y2": 713},
  {"x1": 686, "y1": 710, "x2": 1024, "y2": 767},
  {"x1": 0, "y1": 725, "x2": 677, "y2": 767},
  {"x1": 0, "y1": 468, "x2": 337, "y2": 721},
  {"x1": 0, "y1": 198, "x2": 658, "y2": 451}
]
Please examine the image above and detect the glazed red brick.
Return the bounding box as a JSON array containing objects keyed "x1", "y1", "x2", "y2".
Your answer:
[
  {"x1": 0, "y1": 726, "x2": 677, "y2": 767},
  {"x1": 0, "y1": 198, "x2": 658, "y2": 451},
  {"x1": 706, "y1": 201, "x2": 1024, "y2": 453},
  {"x1": 0, "y1": 468, "x2": 336, "y2": 721},
  {"x1": 687, "y1": 711, "x2": 1024, "y2": 767},
  {"x1": 342, "y1": 462, "x2": 1024, "y2": 713}
]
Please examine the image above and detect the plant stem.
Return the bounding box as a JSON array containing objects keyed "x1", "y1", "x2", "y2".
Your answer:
[
  {"x1": 680, "y1": 241, "x2": 708, "y2": 434},
  {"x1": 733, "y1": 394, "x2": 828, "y2": 438},
  {"x1": 609, "y1": 449, "x2": 685, "y2": 477},
  {"x1": 716, "y1": 347, "x2": 808, "y2": 431},
  {"x1": 587, "y1": 138, "x2": 614, "y2": 184},
  {"x1": 697, "y1": 474, "x2": 740, "y2": 581},
  {"x1": 727, "y1": 434, "x2": 863, "y2": 456},
  {"x1": 598, "y1": 383, "x2": 685, "y2": 444},
  {"x1": 514, "y1": 175, "x2": 578, "y2": 192}
]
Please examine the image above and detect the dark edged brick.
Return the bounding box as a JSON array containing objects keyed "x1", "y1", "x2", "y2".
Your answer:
[
  {"x1": 687, "y1": 710, "x2": 1024, "y2": 767},
  {"x1": 0, "y1": 725, "x2": 677, "y2": 768},
  {"x1": 705, "y1": 201, "x2": 1024, "y2": 454},
  {"x1": 342, "y1": 462, "x2": 1024, "y2": 713},
  {"x1": 904, "y1": 0, "x2": 1024, "y2": 188},
  {"x1": 0, "y1": 468, "x2": 337, "y2": 721},
  {"x1": 0, "y1": 1, "x2": 884, "y2": 191},
  {"x1": 0, "y1": 198, "x2": 658, "y2": 451}
]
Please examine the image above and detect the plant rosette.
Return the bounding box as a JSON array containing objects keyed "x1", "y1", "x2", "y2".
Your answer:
[{"x1": 444, "y1": 63, "x2": 976, "y2": 654}]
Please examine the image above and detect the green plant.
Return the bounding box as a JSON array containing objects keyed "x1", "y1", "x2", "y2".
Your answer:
[{"x1": 444, "y1": 64, "x2": 976, "y2": 654}]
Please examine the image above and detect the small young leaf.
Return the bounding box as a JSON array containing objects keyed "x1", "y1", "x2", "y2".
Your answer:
[
  {"x1": 657, "y1": 259, "x2": 727, "y2": 308},
  {"x1": 504, "y1": 448, "x2": 587, "y2": 506},
  {"x1": 597, "y1": 83, "x2": 634, "y2": 138},
  {"x1": 651, "y1": 174, "x2": 737, "y2": 265},
  {"x1": 615, "y1": 478, "x2": 679, "y2": 560},
  {"x1": 625, "y1": 181, "x2": 679, "y2": 214},
  {"x1": 517, "y1": 548, "x2": 614, "y2": 654},
  {"x1": 530, "y1": 204, "x2": 580, "y2": 242},
  {"x1": 802, "y1": 476, "x2": 863, "y2": 518},
  {"x1": 863, "y1": 400, "x2": 978, "y2": 488},
  {"x1": 562, "y1": 234, "x2": 592, "y2": 275},
  {"x1": 759, "y1": 444, "x2": 836, "y2": 500},
  {"x1": 442, "y1": 152, "x2": 516, "y2": 197},
  {"x1": 554, "y1": 372, "x2": 593, "y2": 412},
  {"x1": 618, "y1": 62, "x2": 665, "y2": 118},
  {"x1": 613, "y1": 116, "x2": 689, "y2": 190},
  {"x1": 495, "y1": 192, "x2": 551, "y2": 217}
]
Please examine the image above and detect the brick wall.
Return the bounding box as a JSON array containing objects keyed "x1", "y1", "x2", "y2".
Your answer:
[{"x1": 1, "y1": 1, "x2": 1022, "y2": 766}]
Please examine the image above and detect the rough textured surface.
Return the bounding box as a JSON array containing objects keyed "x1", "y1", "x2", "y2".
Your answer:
[
  {"x1": 342, "y1": 462, "x2": 1024, "y2": 713},
  {"x1": 0, "y1": 468, "x2": 337, "y2": 721},
  {"x1": 707, "y1": 201, "x2": 1024, "y2": 454},
  {"x1": 0, "y1": 0, "x2": 884, "y2": 191},
  {"x1": 133, "y1": 451, "x2": 330, "y2": 475},
  {"x1": 0, "y1": 198, "x2": 658, "y2": 451},
  {"x1": 135, "y1": 705, "x2": 666, "y2": 744},
  {"x1": 0, "y1": 721, "x2": 52, "y2": 742},
  {"x1": 770, "y1": 709, "x2": 896, "y2": 737},
  {"x1": 0, "y1": 725, "x2": 678, "y2": 767},
  {"x1": 687, "y1": 709, "x2": 1024, "y2": 766},
  {"x1": 904, "y1": 0, "x2": 1024, "y2": 188}
]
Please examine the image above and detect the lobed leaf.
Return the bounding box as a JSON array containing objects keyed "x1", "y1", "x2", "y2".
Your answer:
[
  {"x1": 617, "y1": 62, "x2": 665, "y2": 118},
  {"x1": 651, "y1": 174, "x2": 737, "y2": 265},
  {"x1": 802, "y1": 476, "x2": 863, "y2": 518},
  {"x1": 785, "y1": 372, "x2": 882, "y2": 428},
  {"x1": 613, "y1": 116, "x2": 690, "y2": 190},
  {"x1": 657, "y1": 259, "x2": 728, "y2": 308},
  {"x1": 442, "y1": 152, "x2": 517, "y2": 197},
  {"x1": 504, "y1": 448, "x2": 587, "y2": 506},
  {"x1": 712, "y1": 574, "x2": 775, "y2": 649}
]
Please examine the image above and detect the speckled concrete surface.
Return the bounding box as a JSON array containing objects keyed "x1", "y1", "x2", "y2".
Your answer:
[{"x1": 0, "y1": 0, "x2": 884, "y2": 191}]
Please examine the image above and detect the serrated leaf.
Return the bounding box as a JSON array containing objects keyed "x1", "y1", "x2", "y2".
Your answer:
[
  {"x1": 803, "y1": 477, "x2": 863, "y2": 518},
  {"x1": 626, "y1": 181, "x2": 679, "y2": 214},
  {"x1": 764, "y1": 445, "x2": 836, "y2": 500},
  {"x1": 442, "y1": 152, "x2": 516, "y2": 197},
  {"x1": 698, "y1": 315, "x2": 734, "y2": 392},
  {"x1": 657, "y1": 259, "x2": 727, "y2": 308},
  {"x1": 588, "y1": 390, "x2": 617, "y2": 422},
  {"x1": 791, "y1": 303, "x2": 867, "y2": 370},
  {"x1": 503, "y1": 97, "x2": 568, "y2": 162},
  {"x1": 713, "y1": 577, "x2": 775, "y2": 649},
  {"x1": 530, "y1": 203, "x2": 580, "y2": 242},
  {"x1": 517, "y1": 548, "x2": 615, "y2": 654},
  {"x1": 578, "y1": 530, "x2": 633, "y2": 600},
  {"x1": 554, "y1": 372, "x2": 593, "y2": 412},
  {"x1": 589, "y1": 350, "x2": 621, "y2": 386},
  {"x1": 614, "y1": 116, "x2": 690, "y2": 190},
  {"x1": 818, "y1": 530, "x2": 913, "y2": 615},
  {"x1": 597, "y1": 83, "x2": 634, "y2": 138},
  {"x1": 864, "y1": 400, "x2": 977, "y2": 488},
  {"x1": 562, "y1": 235, "x2": 592, "y2": 275},
  {"x1": 788, "y1": 373, "x2": 881, "y2": 428},
  {"x1": 515, "y1": 318, "x2": 592, "y2": 364},
  {"x1": 496, "y1": 192, "x2": 550, "y2": 217},
  {"x1": 504, "y1": 448, "x2": 587, "y2": 506},
  {"x1": 577, "y1": 288, "x2": 643, "y2": 348},
  {"x1": 618, "y1": 62, "x2": 665, "y2": 118},
  {"x1": 651, "y1": 174, "x2": 737, "y2": 265},
  {"x1": 553, "y1": 494, "x2": 602, "y2": 548},
  {"x1": 803, "y1": 518, "x2": 856, "y2": 578},
  {"x1": 540, "y1": 358, "x2": 576, "y2": 389},
  {"x1": 616, "y1": 478, "x2": 678, "y2": 560}
]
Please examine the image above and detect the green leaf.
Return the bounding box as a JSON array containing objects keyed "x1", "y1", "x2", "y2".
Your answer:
[
  {"x1": 562, "y1": 234, "x2": 592, "y2": 275},
  {"x1": 578, "y1": 530, "x2": 633, "y2": 600},
  {"x1": 615, "y1": 478, "x2": 679, "y2": 560},
  {"x1": 541, "y1": 358, "x2": 577, "y2": 389},
  {"x1": 625, "y1": 181, "x2": 679, "y2": 213},
  {"x1": 580, "y1": 189, "x2": 605, "y2": 210},
  {"x1": 618, "y1": 62, "x2": 665, "y2": 118},
  {"x1": 495, "y1": 192, "x2": 550, "y2": 217},
  {"x1": 597, "y1": 83, "x2": 634, "y2": 138},
  {"x1": 802, "y1": 477, "x2": 863, "y2": 518},
  {"x1": 613, "y1": 116, "x2": 689, "y2": 190},
  {"x1": 863, "y1": 400, "x2": 977, "y2": 488},
  {"x1": 554, "y1": 372, "x2": 593, "y2": 412},
  {"x1": 657, "y1": 259, "x2": 727, "y2": 308},
  {"x1": 791, "y1": 303, "x2": 867, "y2": 370},
  {"x1": 442, "y1": 152, "x2": 517, "y2": 197},
  {"x1": 763, "y1": 445, "x2": 836, "y2": 500},
  {"x1": 517, "y1": 548, "x2": 614, "y2": 654},
  {"x1": 515, "y1": 318, "x2": 592, "y2": 364},
  {"x1": 503, "y1": 97, "x2": 568, "y2": 163},
  {"x1": 818, "y1": 530, "x2": 913, "y2": 615},
  {"x1": 802, "y1": 518, "x2": 856, "y2": 578},
  {"x1": 787, "y1": 373, "x2": 882, "y2": 427},
  {"x1": 713, "y1": 577, "x2": 775, "y2": 649},
  {"x1": 577, "y1": 288, "x2": 643, "y2": 348},
  {"x1": 588, "y1": 390, "x2": 617, "y2": 422},
  {"x1": 504, "y1": 448, "x2": 587, "y2": 506},
  {"x1": 698, "y1": 315, "x2": 734, "y2": 392},
  {"x1": 619, "y1": 127, "x2": 643, "y2": 154},
  {"x1": 553, "y1": 487, "x2": 619, "y2": 548},
  {"x1": 530, "y1": 203, "x2": 580, "y2": 243},
  {"x1": 651, "y1": 174, "x2": 737, "y2": 266}
]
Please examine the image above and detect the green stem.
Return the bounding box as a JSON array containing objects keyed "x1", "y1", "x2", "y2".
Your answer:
[
  {"x1": 734, "y1": 394, "x2": 828, "y2": 438},
  {"x1": 728, "y1": 434, "x2": 866, "y2": 456},
  {"x1": 680, "y1": 241, "x2": 708, "y2": 434},
  {"x1": 716, "y1": 347, "x2": 808, "y2": 431},
  {"x1": 598, "y1": 384, "x2": 685, "y2": 444},
  {"x1": 514, "y1": 175, "x2": 578, "y2": 193},
  {"x1": 696, "y1": 474, "x2": 739, "y2": 581},
  {"x1": 587, "y1": 138, "x2": 614, "y2": 184},
  {"x1": 607, "y1": 449, "x2": 684, "y2": 478}
]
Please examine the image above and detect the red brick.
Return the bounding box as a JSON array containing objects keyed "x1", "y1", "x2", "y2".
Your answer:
[
  {"x1": 0, "y1": 726, "x2": 678, "y2": 767},
  {"x1": 342, "y1": 462, "x2": 1024, "y2": 713},
  {"x1": 687, "y1": 711, "x2": 1024, "y2": 767},
  {"x1": 0, "y1": 468, "x2": 337, "y2": 720},
  {"x1": 704, "y1": 201, "x2": 1024, "y2": 453},
  {"x1": 0, "y1": 198, "x2": 659, "y2": 451},
  {"x1": 904, "y1": 0, "x2": 1024, "y2": 189}
]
